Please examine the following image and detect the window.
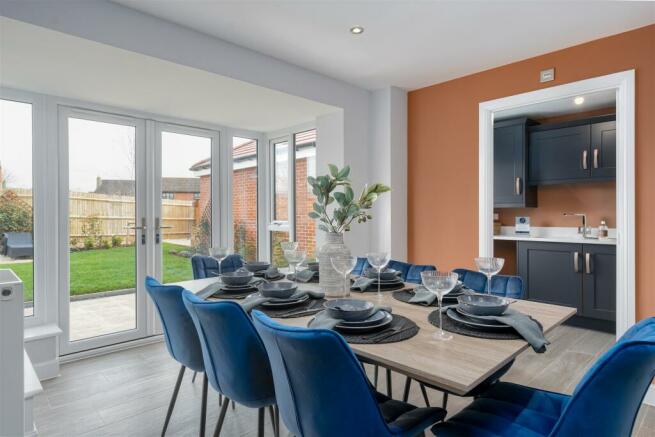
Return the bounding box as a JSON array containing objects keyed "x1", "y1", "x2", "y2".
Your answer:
[
  {"x1": 232, "y1": 137, "x2": 258, "y2": 262},
  {"x1": 270, "y1": 139, "x2": 289, "y2": 266},
  {"x1": 0, "y1": 99, "x2": 35, "y2": 317},
  {"x1": 294, "y1": 129, "x2": 317, "y2": 259},
  {"x1": 162, "y1": 192, "x2": 174, "y2": 200}
]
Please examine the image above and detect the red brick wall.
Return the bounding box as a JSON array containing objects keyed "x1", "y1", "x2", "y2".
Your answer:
[
  {"x1": 232, "y1": 166, "x2": 258, "y2": 261},
  {"x1": 295, "y1": 157, "x2": 316, "y2": 258}
]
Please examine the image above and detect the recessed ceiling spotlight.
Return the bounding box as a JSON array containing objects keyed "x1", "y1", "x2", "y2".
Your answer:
[
  {"x1": 574, "y1": 96, "x2": 585, "y2": 105},
  {"x1": 350, "y1": 26, "x2": 364, "y2": 35}
]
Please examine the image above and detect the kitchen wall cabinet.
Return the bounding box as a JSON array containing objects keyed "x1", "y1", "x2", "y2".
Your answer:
[
  {"x1": 494, "y1": 118, "x2": 537, "y2": 208},
  {"x1": 590, "y1": 120, "x2": 616, "y2": 179},
  {"x1": 517, "y1": 240, "x2": 615, "y2": 331}
]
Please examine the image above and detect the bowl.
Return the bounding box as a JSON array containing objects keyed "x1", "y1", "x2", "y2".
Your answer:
[
  {"x1": 259, "y1": 281, "x2": 298, "y2": 299},
  {"x1": 244, "y1": 261, "x2": 271, "y2": 272},
  {"x1": 324, "y1": 299, "x2": 375, "y2": 321},
  {"x1": 365, "y1": 268, "x2": 399, "y2": 281},
  {"x1": 221, "y1": 271, "x2": 254, "y2": 286},
  {"x1": 305, "y1": 261, "x2": 319, "y2": 272},
  {"x1": 457, "y1": 294, "x2": 510, "y2": 316}
]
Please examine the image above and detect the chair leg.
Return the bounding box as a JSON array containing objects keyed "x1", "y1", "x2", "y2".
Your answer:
[
  {"x1": 199, "y1": 373, "x2": 208, "y2": 437},
  {"x1": 268, "y1": 405, "x2": 278, "y2": 437},
  {"x1": 386, "y1": 368, "x2": 392, "y2": 398},
  {"x1": 212, "y1": 396, "x2": 230, "y2": 437},
  {"x1": 192, "y1": 372, "x2": 197, "y2": 383},
  {"x1": 162, "y1": 365, "x2": 186, "y2": 437},
  {"x1": 231, "y1": 399, "x2": 236, "y2": 410},
  {"x1": 274, "y1": 405, "x2": 280, "y2": 437},
  {"x1": 402, "y1": 377, "x2": 412, "y2": 402},
  {"x1": 419, "y1": 383, "x2": 430, "y2": 407},
  {"x1": 258, "y1": 407, "x2": 265, "y2": 437},
  {"x1": 219, "y1": 393, "x2": 223, "y2": 406},
  {"x1": 442, "y1": 392, "x2": 449, "y2": 409},
  {"x1": 373, "y1": 365, "x2": 379, "y2": 389}
]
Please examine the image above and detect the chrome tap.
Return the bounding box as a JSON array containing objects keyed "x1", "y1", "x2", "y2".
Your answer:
[{"x1": 563, "y1": 212, "x2": 595, "y2": 239}]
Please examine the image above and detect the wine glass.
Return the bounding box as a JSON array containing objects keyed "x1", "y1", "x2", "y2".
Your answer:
[
  {"x1": 421, "y1": 271, "x2": 459, "y2": 341},
  {"x1": 280, "y1": 241, "x2": 299, "y2": 252},
  {"x1": 331, "y1": 256, "x2": 358, "y2": 297},
  {"x1": 474, "y1": 257, "x2": 505, "y2": 294},
  {"x1": 284, "y1": 249, "x2": 306, "y2": 282},
  {"x1": 366, "y1": 252, "x2": 390, "y2": 300},
  {"x1": 209, "y1": 246, "x2": 232, "y2": 276}
]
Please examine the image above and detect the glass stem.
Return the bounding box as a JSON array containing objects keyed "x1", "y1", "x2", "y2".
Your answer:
[
  {"x1": 344, "y1": 273, "x2": 349, "y2": 295},
  {"x1": 218, "y1": 259, "x2": 222, "y2": 276},
  {"x1": 438, "y1": 296, "x2": 444, "y2": 336},
  {"x1": 486, "y1": 274, "x2": 491, "y2": 294},
  {"x1": 378, "y1": 269, "x2": 381, "y2": 297}
]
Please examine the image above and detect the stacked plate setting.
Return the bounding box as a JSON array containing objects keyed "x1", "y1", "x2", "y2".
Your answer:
[
  {"x1": 218, "y1": 271, "x2": 259, "y2": 294},
  {"x1": 445, "y1": 294, "x2": 512, "y2": 331},
  {"x1": 325, "y1": 299, "x2": 393, "y2": 333},
  {"x1": 259, "y1": 282, "x2": 309, "y2": 308},
  {"x1": 362, "y1": 268, "x2": 403, "y2": 290}
]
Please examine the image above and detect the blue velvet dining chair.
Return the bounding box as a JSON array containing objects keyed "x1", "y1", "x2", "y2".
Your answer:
[
  {"x1": 144, "y1": 277, "x2": 207, "y2": 437},
  {"x1": 404, "y1": 269, "x2": 524, "y2": 409},
  {"x1": 251, "y1": 310, "x2": 446, "y2": 437},
  {"x1": 182, "y1": 291, "x2": 279, "y2": 437},
  {"x1": 432, "y1": 317, "x2": 655, "y2": 436},
  {"x1": 191, "y1": 254, "x2": 244, "y2": 279},
  {"x1": 453, "y1": 268, "x2": 524, "y2": 299}
]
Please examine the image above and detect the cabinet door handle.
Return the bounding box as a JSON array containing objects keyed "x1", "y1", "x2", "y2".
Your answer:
[
  {"x1": 593, "y1": 148, "x2": 599, "y2": 169},
  {"x1": 582, "y1": 150, "x2": 588, "y2": 170},
  {"x1": 585, "y1": 253, "x2": 592, "y2": 274},
  {"x1": 515, "y1": 177, "x2": 522, "y2": 196},
  {"x1": 574, "y1": 251, "x2": 580, "y2": 273}
]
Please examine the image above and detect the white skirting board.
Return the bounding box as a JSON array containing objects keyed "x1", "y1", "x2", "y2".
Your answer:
[{"x1": 644, "y1": 385, "x2": 655, "y2": 407}]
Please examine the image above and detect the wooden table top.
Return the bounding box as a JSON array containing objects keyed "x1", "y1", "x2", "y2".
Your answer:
[{"x1": 175, "y1": 277, "x2": 576, "y2": 396}]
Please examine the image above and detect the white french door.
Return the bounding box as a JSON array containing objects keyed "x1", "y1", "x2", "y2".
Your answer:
[{"x1": 58, "y1": 107, "x2": 148, "y2": 354}]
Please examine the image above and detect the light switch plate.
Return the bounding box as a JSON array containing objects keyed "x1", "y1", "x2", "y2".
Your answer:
[{"x1": 540, "y1": 68, "x2": 555, "y2": 83}]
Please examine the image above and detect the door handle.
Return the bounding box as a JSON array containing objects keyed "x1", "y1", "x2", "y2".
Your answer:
[
  {"x1": 515, "y1": 177, "x2": 522, "y2": 196},
  {"x1": 593, "y1": 148, "x2": 599, "y2": 169},
  {"x1": 585, "y1": 253, "x2": 592, "y2": 274},
  {"x1": 154, "y1": 217, "x2": 173, "y2": 244},
  {"x1": 125, "y1": 218, "x2": 146, "y2": 245},
  {"x1": 582, "y1": 150, "x2": 588, "y2": 170},
  {"x1": 573, "y1": 251, "x2": 580, "y2": 273}
]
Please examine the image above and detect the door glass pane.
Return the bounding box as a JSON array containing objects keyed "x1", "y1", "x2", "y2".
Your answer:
[
  {"x1": 271, "y1": 140, "x2": 289, "y2": 266},
  {"x1": 68, "y1": 117, "x2": 137, "y2": 341},
  {"x1": 294, "y1": 129, "x2": 317, "y2": 259},
  {"x1": 160, "y1": 131, "x2": 212, "y2": 283},
  {"x1": 0, "y1": 100, "x2": 34, "y2": 317},
  {"x1": 232, "y1": 137, "x2": 258, "y2": 262}
]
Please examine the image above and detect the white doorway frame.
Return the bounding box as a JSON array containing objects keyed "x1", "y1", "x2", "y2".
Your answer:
[{"x1": 478, "y1": 70, "x2": 635, "y2": 339}]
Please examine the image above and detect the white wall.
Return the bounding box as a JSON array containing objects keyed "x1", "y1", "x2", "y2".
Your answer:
[{"x1": 369, "y1": 87, "x2": 408, "y2": 259}]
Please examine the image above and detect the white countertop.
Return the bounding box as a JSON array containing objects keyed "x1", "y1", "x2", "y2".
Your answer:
[{"x1": 493, "y1": 226, "x2": 617, "y2": 245}]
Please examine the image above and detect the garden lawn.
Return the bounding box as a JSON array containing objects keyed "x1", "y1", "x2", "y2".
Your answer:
[{"x1": 0, "y1": 242, "x2": 194, "y2": 302}]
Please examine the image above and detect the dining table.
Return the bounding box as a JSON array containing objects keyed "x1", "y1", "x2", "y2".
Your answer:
[{"x1": 174, "y1": 276, "x2": 576, "y2": 397}]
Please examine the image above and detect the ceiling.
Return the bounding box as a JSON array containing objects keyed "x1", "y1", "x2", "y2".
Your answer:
[
  {"x1": 0, "y1": 18, "x2": 338, "y2": 132},
  {"x1": 114, "y1": 1, "x2": 655, "y2": 90},
  {"x1": 496, "y1": 89, "x2": 616, "y2": 120}
]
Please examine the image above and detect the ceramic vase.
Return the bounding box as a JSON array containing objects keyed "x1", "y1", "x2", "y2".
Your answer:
[{"x1": 318, "y1": 232, "x2": 351, "y2": 297}]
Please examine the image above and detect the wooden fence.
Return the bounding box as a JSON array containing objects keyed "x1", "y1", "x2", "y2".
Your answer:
[{"x1": 2, "y1": 188, "x2": 196, "y2": 242}]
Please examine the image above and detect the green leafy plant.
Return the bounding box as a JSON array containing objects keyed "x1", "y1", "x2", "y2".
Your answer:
[
  {"x1": 307, "y1": 164, "x2": 390, "y2": 234},
  {"x1": 111, "y1": 235, "x2": 123, "y2": 247},
  {"x1": 83, "y1": 237, "x2": 95, "y2": 250}
]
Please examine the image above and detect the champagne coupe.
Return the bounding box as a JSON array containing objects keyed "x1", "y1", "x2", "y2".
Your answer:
[
  {"x1": 280, "y1": 241, "x2": 299, "y2": 252},
  {"x1": 366, "y1": 252, "x2": 390, "y2": 300},
  {"x1": 331, "y1": 256, "x2": 358, "y2": 297},
  {"x1": 284, "y1": 249, "x2": 306, "y2": 282},
  {"x1": 474, "y1": 257, "x2": 505, "y2": 294},
  {"x1": 209, "y1": 246, "x2": 232, "y2": 276},
  {"x1": 421, "y1": 271, "x2": 459, "y2": 341}
]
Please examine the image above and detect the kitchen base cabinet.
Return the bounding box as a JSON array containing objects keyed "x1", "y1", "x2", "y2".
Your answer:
[{"x1": 517, "y1": 241, "x2": 615, "y2": 333}]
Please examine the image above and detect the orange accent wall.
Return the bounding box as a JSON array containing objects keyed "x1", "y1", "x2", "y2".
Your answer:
[{"x1": 408, "y1": 24, "x2": 655, "y2": 320}]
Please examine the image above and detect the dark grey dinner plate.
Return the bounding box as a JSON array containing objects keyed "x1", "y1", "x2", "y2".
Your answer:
[
  {"x1": 446, "y1": 308, "x2": 511, "y2": 330},
  {"x1": 339, "y1": 310, "x2": 389, "y2": 327},
  {"x1": 336, "y1": 312, "x2": 393, "y2": 333}
]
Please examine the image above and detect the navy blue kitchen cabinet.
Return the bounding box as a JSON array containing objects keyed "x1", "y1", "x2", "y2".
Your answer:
[
  {"x1": 494, "y1": 118, "x2": 537, "y2": 208},
  {"x1": 590, "y1": 120, "x2": 616, "y2": 179}
]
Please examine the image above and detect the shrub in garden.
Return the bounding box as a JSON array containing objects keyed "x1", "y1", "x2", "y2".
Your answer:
[
  {"x1": 100, "y1": 239, "x2": 111, "y2": 250},
  {"x1": 81, "y1": 215, "x2": 103, "y2": 247},
  {"x1": 83, "y1": 238, "x2": 94, "y2": 250},
  {"x1": 111, "y1": 235, "x2": 122, "y2": 247},
  {"x1": 0, "y1": 193, "x2": 33, "y2": 233}
]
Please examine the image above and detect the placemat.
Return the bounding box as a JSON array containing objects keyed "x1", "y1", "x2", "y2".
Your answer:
[
  {"x1": 207, "y1": 289, "x2": 257, "y2": 300},
  {"x1": 256, "y1": 298, "x2": 327, "y2": 318},
  {"x1": 310, "y1": 315, "x2": 419, "y2": 344},
  {"x1": 427, "y1": 310, "x2": 521, "y2": 340},
  {"x1": 352, "y1": 282, "x2": 408, "y2": 293},
  {"x1": 393, "y1": 289, "x2": 467, "y2": 305}
]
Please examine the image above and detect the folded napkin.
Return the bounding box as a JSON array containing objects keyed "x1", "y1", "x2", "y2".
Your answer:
[
  {"x1": 240, "y1": 289, "x2": 325, "y2": 313},
  {"x1": 292, "y1": 269, "x2": 317, "y2": 283},
  {"x1": 471, "y1": 308, "x2": 549, "y2": 353},
  {"x1": 197, "y1": 281, "x2": 223, "y2": 299},
  {"x1": 351, "y1": 276, "x2": 376, "y2": 292},
  {"x1": 263, "y1": 266, "x2": 280, "y2": 279},
  {"x1": 308, "y1": 306, "x2": 392, "y2": 330},
  {"x1": 410, "y1": 286, "x2": 476, "y2": 306}
]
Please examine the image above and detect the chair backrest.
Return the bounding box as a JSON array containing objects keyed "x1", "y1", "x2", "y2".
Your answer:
[
  {"x1": 550, "y1": 317, "x2": 655, "y2": 436},
  {"x1": 182, "y1": 291, "x2": 275, "y2": 408},
  {"x1": 453, "y1": 268, "x2": 524, "y2": 299},
  {"x1": 353, "y1": 257, "x2": 436, "y2": 285},
  {"x1": 252, "y1": 310, "x2": 394, "y2": 437},
  {"x1": 144, "y1": 277, "x2": 204, "y2": 372},
  {"x1": 5, "y1": 232, "x2": 32, "y2": 244},
  {"x1": 190, "y1": 254, "x2": 244, "y2": 279}
]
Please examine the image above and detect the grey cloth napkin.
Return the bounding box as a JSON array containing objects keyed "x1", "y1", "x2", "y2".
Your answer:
[
  {"x1": 263, "y1": 266, "x2": 280, "y2": 279},
  {"x1": 240, "y1": 289, "x2": 325, "y2": 313},
  {"x1": 198, "y1": 281, "x2": 223, "y2": 299},
  {"x1": 471, "y1": 308, "x2": 550, "y2": 353},
  {"x1": 351, "y1": 276, "x2": 376, "y2": 292},
  {"x1": 308, "y1": 306, "x2": 393, "y2": 330},
  {"x1": 292, "y1": 269, "x2": 316, "y2": 282},
  {"x1": 409, "y1": 286, "x2": 475, "y2": 306}
]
